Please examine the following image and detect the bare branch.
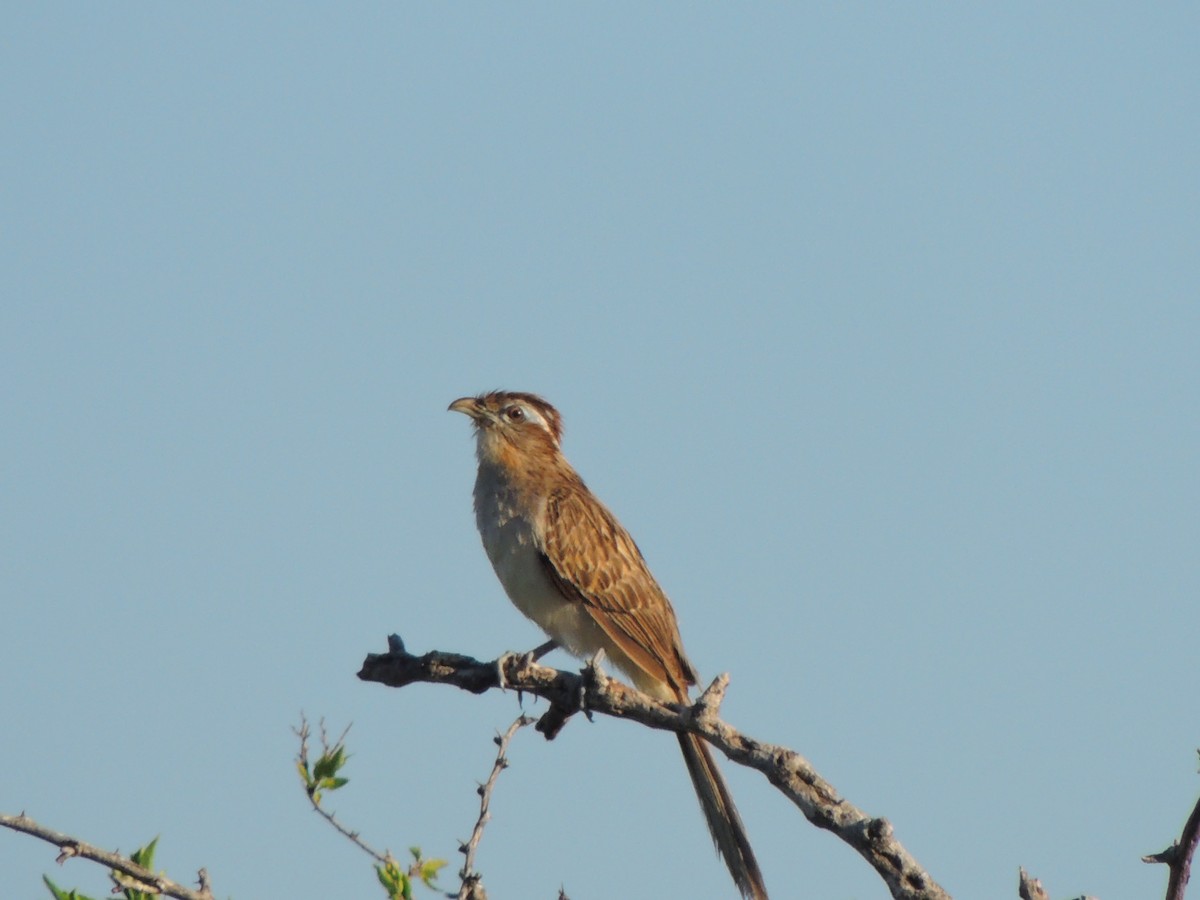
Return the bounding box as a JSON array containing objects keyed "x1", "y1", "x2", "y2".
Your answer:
[
  {"x1": 0, "y1": 812, "x2": 214, "y2": 900},
  {"x1": 1143, "y1": 753, "x2": 1200, "y2": 900},
  {"x1": 458, "y1": 714, "x2": 535, "y2": 900},
  {"x1": 359, "y1": 635, "x2": 951, "y2": 900}
]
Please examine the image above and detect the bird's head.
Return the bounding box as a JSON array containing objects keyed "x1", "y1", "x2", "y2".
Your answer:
[{"x1": 449, "y1": 391, "x2": 564, "y2": 466}]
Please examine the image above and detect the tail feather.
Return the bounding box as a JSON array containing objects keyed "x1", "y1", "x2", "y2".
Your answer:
[{"x1": 678, "y1": 732, "x2": 768, "y2": 899}]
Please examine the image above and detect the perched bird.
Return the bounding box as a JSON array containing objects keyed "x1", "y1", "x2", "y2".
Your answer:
[{"x1": 449, "y1": 390, "x2": 768, "y2": 900}]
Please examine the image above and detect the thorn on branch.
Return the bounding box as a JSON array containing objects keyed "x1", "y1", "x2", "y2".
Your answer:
[
  {"x1": 55, "y1": 842, "x2": 79, "y2": 864},
  {"x1": 1143, "y1": 842, "x2": 1179, "y2": 865}
]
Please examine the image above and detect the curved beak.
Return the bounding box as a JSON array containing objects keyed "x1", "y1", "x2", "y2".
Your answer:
[{"x1": 448, "y1": 396, "x2": 485, "y2": 420}]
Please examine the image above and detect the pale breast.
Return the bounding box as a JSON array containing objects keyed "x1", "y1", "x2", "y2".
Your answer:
[{"x1": 473, "y1": 465, "x2": 614, "y2": 659}]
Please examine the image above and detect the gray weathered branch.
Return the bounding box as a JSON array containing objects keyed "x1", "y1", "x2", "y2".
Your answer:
[
  {"x1": 358, "y1": 634, "x2": 951, "y2": 900},
  {"x1": 0, "y1": 812, "x2": 214, "y2": 900}
]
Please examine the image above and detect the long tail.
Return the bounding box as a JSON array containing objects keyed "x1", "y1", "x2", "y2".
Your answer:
[{"x1": 678, "y1": 731, "x2": 768, "y2": 899}]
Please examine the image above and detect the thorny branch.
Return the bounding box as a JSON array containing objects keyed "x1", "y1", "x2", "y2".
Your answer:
[
  {"x1": 295, "y1": 715, "x2": 390, "y2": 863},
  {"x1": 0, "y1": 812, "x2": 214, "y2": 900},
  {"x1": 458, "y1": 715, "x2": 535, "y2": 900},
  {"x1": 358, "y1": 634, "x2": 951, "y2": 900},
  {"x1": 294, "y1": 714, "x2": 455, "y2": 899}
]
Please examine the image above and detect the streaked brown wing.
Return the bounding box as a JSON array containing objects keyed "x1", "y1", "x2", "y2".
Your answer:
[{"x1": 537, "y1": 482, "x2": 697, "y2": 696}]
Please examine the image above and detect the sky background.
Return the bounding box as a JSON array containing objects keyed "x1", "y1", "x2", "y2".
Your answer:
[{"x1": 2, "y1": 5, "x2": 1197, "y2": 899}]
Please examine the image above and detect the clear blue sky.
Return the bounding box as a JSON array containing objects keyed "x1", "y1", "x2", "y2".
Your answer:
[{"x1": 2, "y1": 5, "x2": 1196, "y2": 899}]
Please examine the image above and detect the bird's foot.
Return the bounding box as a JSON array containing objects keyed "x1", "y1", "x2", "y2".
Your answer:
[
  {"x1": 527, "y1": 639, "x2": 559, "y2": 663},
  {"x1": 579, "y1": 649, "x2": 608, "y2": 720},
  {"x1": 496, "y1": 640, "x2": 560, "y2": 691},
  {"x1": 495, "y1": 652, "x2": 517, "y2": 690}
]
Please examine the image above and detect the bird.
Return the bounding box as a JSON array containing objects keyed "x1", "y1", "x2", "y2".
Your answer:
[{"x1": 449, "y1": 390, "x2": 768, "y2": 900}]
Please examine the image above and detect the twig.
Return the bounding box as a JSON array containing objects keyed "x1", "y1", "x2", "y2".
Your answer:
[
  {"x1": 359, "y1": 635, "x2": 951, "y2": 900},
  {"x1": 458, "y1": 714, "x2": 535, "y2": 900},
  {"x1": 294, "y1": 715, "x2": 389, "y2": 864},
  {"x1": 1143, "y1": 752, "x2": 1200, "y2": 900},
  {"x1": 0, "y1": 812, "x2": 214, "y2": 900}
]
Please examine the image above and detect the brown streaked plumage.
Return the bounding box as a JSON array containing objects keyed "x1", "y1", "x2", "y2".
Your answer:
[{"x1": 449, "y1": 390, "x2": 768, "y2": 900}]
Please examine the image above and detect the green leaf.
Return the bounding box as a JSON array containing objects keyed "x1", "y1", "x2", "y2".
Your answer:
[
  {"x1": 374, "y1": 859, "x2": 409, "y2": 900},
  {"x1": 129, "y1": 836, "x2": 159, "y2": 869},
  {"x1": 313, "y1": 747, "x2": 346, "y2": 781},
  {"x1": 419, "y1": 858, "x2": 447, "y2": 886},
  {"x1": 315, "y1": 775, "x2": 347, "y2": 795},
  {"x1": 42, "y1": 876, "x2": 99, "y2": 900}
]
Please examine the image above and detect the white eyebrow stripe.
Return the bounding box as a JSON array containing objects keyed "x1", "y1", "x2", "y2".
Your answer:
[
  {"x1": 509, "y1": 402, "x2": 560, "y2": 442},
  {"x1": 516, "y1": 403, "x2": 547, "y2": 428}
]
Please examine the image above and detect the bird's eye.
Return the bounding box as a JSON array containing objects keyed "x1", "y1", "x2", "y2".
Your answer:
[{"x1": 505, "y1": 406, "x2": 525, "y2": 421}]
